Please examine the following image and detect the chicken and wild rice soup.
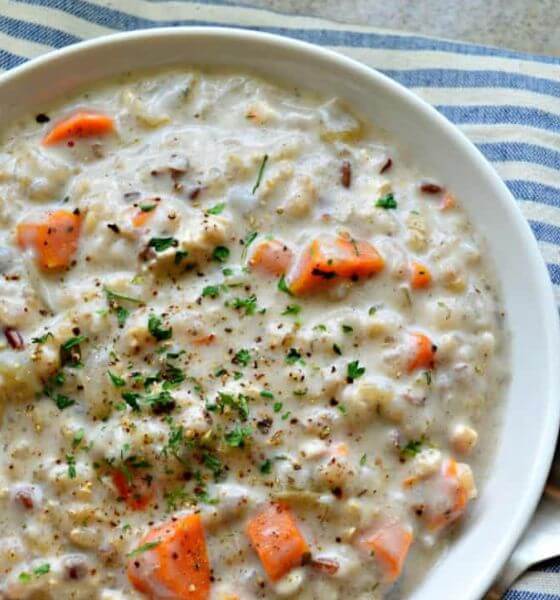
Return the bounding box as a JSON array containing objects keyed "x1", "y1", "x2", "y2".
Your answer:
[{"x1": 0, "y1": 68, "x2": 509, "y2": 599}]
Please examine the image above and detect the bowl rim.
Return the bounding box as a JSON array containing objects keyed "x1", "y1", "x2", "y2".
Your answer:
[{"x1": 1, "y1": 26, "x2": 559, "y2": 598}]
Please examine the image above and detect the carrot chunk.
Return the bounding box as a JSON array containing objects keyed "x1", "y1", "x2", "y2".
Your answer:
[
  {"x1": 287, "y1": 235, "x2": 384, "y2": 295},
  {"x1": 248, "y1": 239, "x2": 293, "y2": 276},
  {"x1": 17, "y1": 210, "x2": 81, "y2": 270},
  {"x1": 410, "y1": 261, "x2": 432, "y2": 289},
  {"x1": 42, "y1": 111, "x2": 114, "y2": 145},
  {"x1": 111, "y1": 469, "x2": 153, "y2": 511},
  {"x1": 358, "y1": 521, "x2": 413, "y2": 583},
  {"x1": 422, "y1": 458, "x2": 475, "y2": 531},
  {"x1": 246, "y1": 502, "x2": 309, "y2": 582},
  {"x1": 127, "y1": 513, "x2": 211, "y2": 600},
  {"x1": 407, "y1": 332, "x2": 436, "y2": 372},
  {"x1": 132, "y1": 206, "x2": 157, "y2": 228}
]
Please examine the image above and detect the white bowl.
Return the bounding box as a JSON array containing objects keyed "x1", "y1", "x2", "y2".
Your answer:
[{"x1": 1, "y1": 28, "x2": 558, "y2": 599}]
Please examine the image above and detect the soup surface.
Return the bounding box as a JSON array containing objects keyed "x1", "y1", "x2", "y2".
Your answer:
[{"x1": 0, "y1": 69, "x2": 509, "y2": 599}]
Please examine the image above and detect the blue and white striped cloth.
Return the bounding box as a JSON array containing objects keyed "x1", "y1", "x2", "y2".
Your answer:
[{"x1": 1, "y1": 1, "x2": 559, "y2": 597}]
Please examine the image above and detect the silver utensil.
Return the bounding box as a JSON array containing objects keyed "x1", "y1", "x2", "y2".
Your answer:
[{"x1": 486, "y1": 445, "x2": 560, "y2": 599}]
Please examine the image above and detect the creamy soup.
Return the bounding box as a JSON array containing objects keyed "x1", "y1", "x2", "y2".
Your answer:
[{"x1": 0, "y1": 68, "x2": 509, "y2": 600}]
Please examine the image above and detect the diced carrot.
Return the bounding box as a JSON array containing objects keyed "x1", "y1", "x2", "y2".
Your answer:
[
  {"x1": 111, "y1": 469, "x2": 153, "y2": 511},
  {"x1": 17, "y1": 210, "x2": 81, "y2": 270},
  {"x1": 192, "y1": 334, "x2": 216, "y2": 346},
  {"x1": 332, "y1": 442, "x2": 349, "y2": 457},
  {"x1": 287, "y1": 235, "x2": 384, "y2": 295},
  {"x1": 132, "y1": 206, "x2": 157, "y2": 228},
  {"x1": 127, "y1": 513, "x2": 211, "y2": 600},
  {"x1": 42, "y1": 111, "x2": 115, "y2": 145},
  {"x1": 358, "y1": 521, "x2": 413, "y2": 583},
  {"x1": 410, "y1": 262, "x2": 432, "y2": 289},
  {"x1": 246, "y1": 502, "x2": 309, "y2": 582},
  {"x1": 422, "y1": 458, "x2": 475, "y2": 531},
  {"x1": 248, "y1": 239, "x2": 293, "y2": 276},
  {"x1": 407, "y1": 332, "x2": 436, "y2": 372},
  {"x1": 440, "y1": 192, "x2": 456, "y2": 210}
]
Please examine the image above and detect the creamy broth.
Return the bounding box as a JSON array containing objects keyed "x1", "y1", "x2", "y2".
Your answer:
[{"x1": 0, "y1": 68, "x2": 509, "y2": 599}]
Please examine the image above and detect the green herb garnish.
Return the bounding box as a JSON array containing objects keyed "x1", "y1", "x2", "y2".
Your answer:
[
  {"x1": 66, "y1": 454, "x2": 76, "y2": 479},
  {"x1": 148, "y1": 237, "x2": 179, "y2": 252},
  {"x1": 148, "y1": 314, "x2": 172, "y2": 341},
  {"x1": 207, "y1": 203, "x2": 226, "y2": 215},
  {"x1": 233, "y1": 348, "x2": 252, "y2": 367},
  {"x1": 277, "y1": 274, "x2": 292, "y2": 295},
  {"x1": 127, "y1": 540, "x2": 161, "y2": 558},
  {"x1": 375, "y1": 193, "x2": 397, "y2": 209},
  {"x1": 212, "y1": 245, "x2": 230, "y2": 263},
  {"x1": 224, "y1": 425, "x2": 252, "y2": 448},
  {"x1": 108, "y1": 371, "x2": 126, "y2": 388},
  {"x1": 347, "y1": 360, "x2": 365, "y2": 382},
  {"x1": 252, "y1": 154, "x2": 269, "y2": 194},
  {"x1": 32, "y1": 332, "x2": 53, "y2": 344},
  {"x1": 282, "y1": 304, "x2": 301, "y2": 316}
]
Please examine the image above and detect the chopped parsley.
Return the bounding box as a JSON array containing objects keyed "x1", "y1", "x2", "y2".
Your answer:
[
  {"x1": 423, "y1": 370, "x2": 432, "y2": 385},
  {"x1": 139, "y1": 203, "x2": 157, "y2": 212},
  {"x1": 203, "y1": 452, "x2": 223, "y2": 479},
  {"x1": 202, "y1": 285, "x2": 223, "y2": 298},
  {"x1": 207, "y1": 202, "x2": 226, "y2": 215},
  {"x1": 72, "y1": 428, "x2": 85, "y2": 449},
  {"x1": 232, "y1": 294, "x2": 257, "y2": 316},
  {"x1": 55, "y1": 394, "x2": 75, "y2": 410},
  {"x1": 174, "y1": 250, "x2": 189, "y2": 265},
  {"x1": 333, "y1": 343, "x2": 342, "y2": 356},
  {"x1": 285, "y1": 348, "x2": 303, "y2": 365},
  {"x1": 148, "y1": 237, "x2": 179, "y2": 252},
  {"x1": 212, "y1": 392, "x2": 249, "y2": 421},
  {"x1": 277, "y1": 274, "x2": 292, "y2": 295},
  {"x1": 360, "y1": 453, "x2": 367, "y2": 466},
  {"x1": 104, "y1": 287, "x2": 141, "y2": 327},
  {"x1": 252, "y1": 154, "x2": 269, "y2": 194},
  {"x1": 241, "y1": 231, "x2": 258, "y2": 260},
  {"x1": 342, "y1": 324, "x2": 354, "y2": 334},
  {"x1": 60, "y1": 335, "x2": 86, "y2": 368},
  {"x1": 273, "y1": 402, "x2": 283, "y2": 413},
  {"x1": 260, "y1": 459, "x2": 272, "y2": 474},
  {"x1": 260, "y1": 390, "x2": 274, "y2": 399},
  {"x1": 31, "y1": 332, "x2": 53, "y2": 344},
  {"x1": 282, "y1": 304, "x2": 301, "y2": 316},
  {"x1": 126, "y1": 540, "x2": 161, "y2": 558},
  {"x1": 121, "y1": 391, "x2": 141, "y2": 412},
  {"x1": 400, "y1": 439, "x2": 423, "y2": 459},
  {"x1": 66, "y1": 454, "x2": 76, "y2": 479},
  {"x1": 337, "y1": 403, "x2": 348, "y2": 415},
  {"x1": 347, "y1": 360, "x2": 366, "y2": 382},
  {"x1": 375, "y1": 193, "x2": 397, "y2": 209},
  {"x1": 148, "y1": 314, "x2": 172, "y2": 342},
  {"x1": 224, "y1": 425, "x2": 252, "y2": 448},
  {"x1": 212, "y1": 245, "x2": 230, "y2": 263},
  {"x1": 108, "y1": 371, "x2": 126, "y2": 388},
  {"x1": 314, "y1": 324, "x2": 327, "y2": 332},
  {"x1": 233, "y1": 348, "x2": 252, "y2": 367}
]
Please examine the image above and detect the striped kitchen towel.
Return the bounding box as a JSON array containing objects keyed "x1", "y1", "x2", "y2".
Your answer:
[{"x1": 1, "y1": 0, "x2": 559, "y2": 597}]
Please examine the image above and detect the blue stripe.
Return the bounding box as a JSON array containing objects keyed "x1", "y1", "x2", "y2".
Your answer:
[
  {"x1": 0, "y1": 48, "x2": 27, "y2": 69},
  {"x1": 507, "y1": 181, "x2": 560, "y2": 207},
  {"x1": 10, "y1": 0, "x2": 560, "y2": 66},
  {"x1": 505, "y1": 592, "x2": 560, "y2": 600},
  {"x1": 547, "y1": 263, "x2": 560, "y2": 285},
  {"x1": 436, "y1": 105, "x2": 560, "y2": 134},
  {"x1": 477, "y1": 143, "x2": 560, "y2": 171},
  {"x1": 529, "y1": 220, "x2": 560, "y2": 246},
  {"x1": 0, "y1": 14, "x2": 80, "y2": 48},
  {"x1": 381, "y1": 69, "x2": 560, "y2": 100}
]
